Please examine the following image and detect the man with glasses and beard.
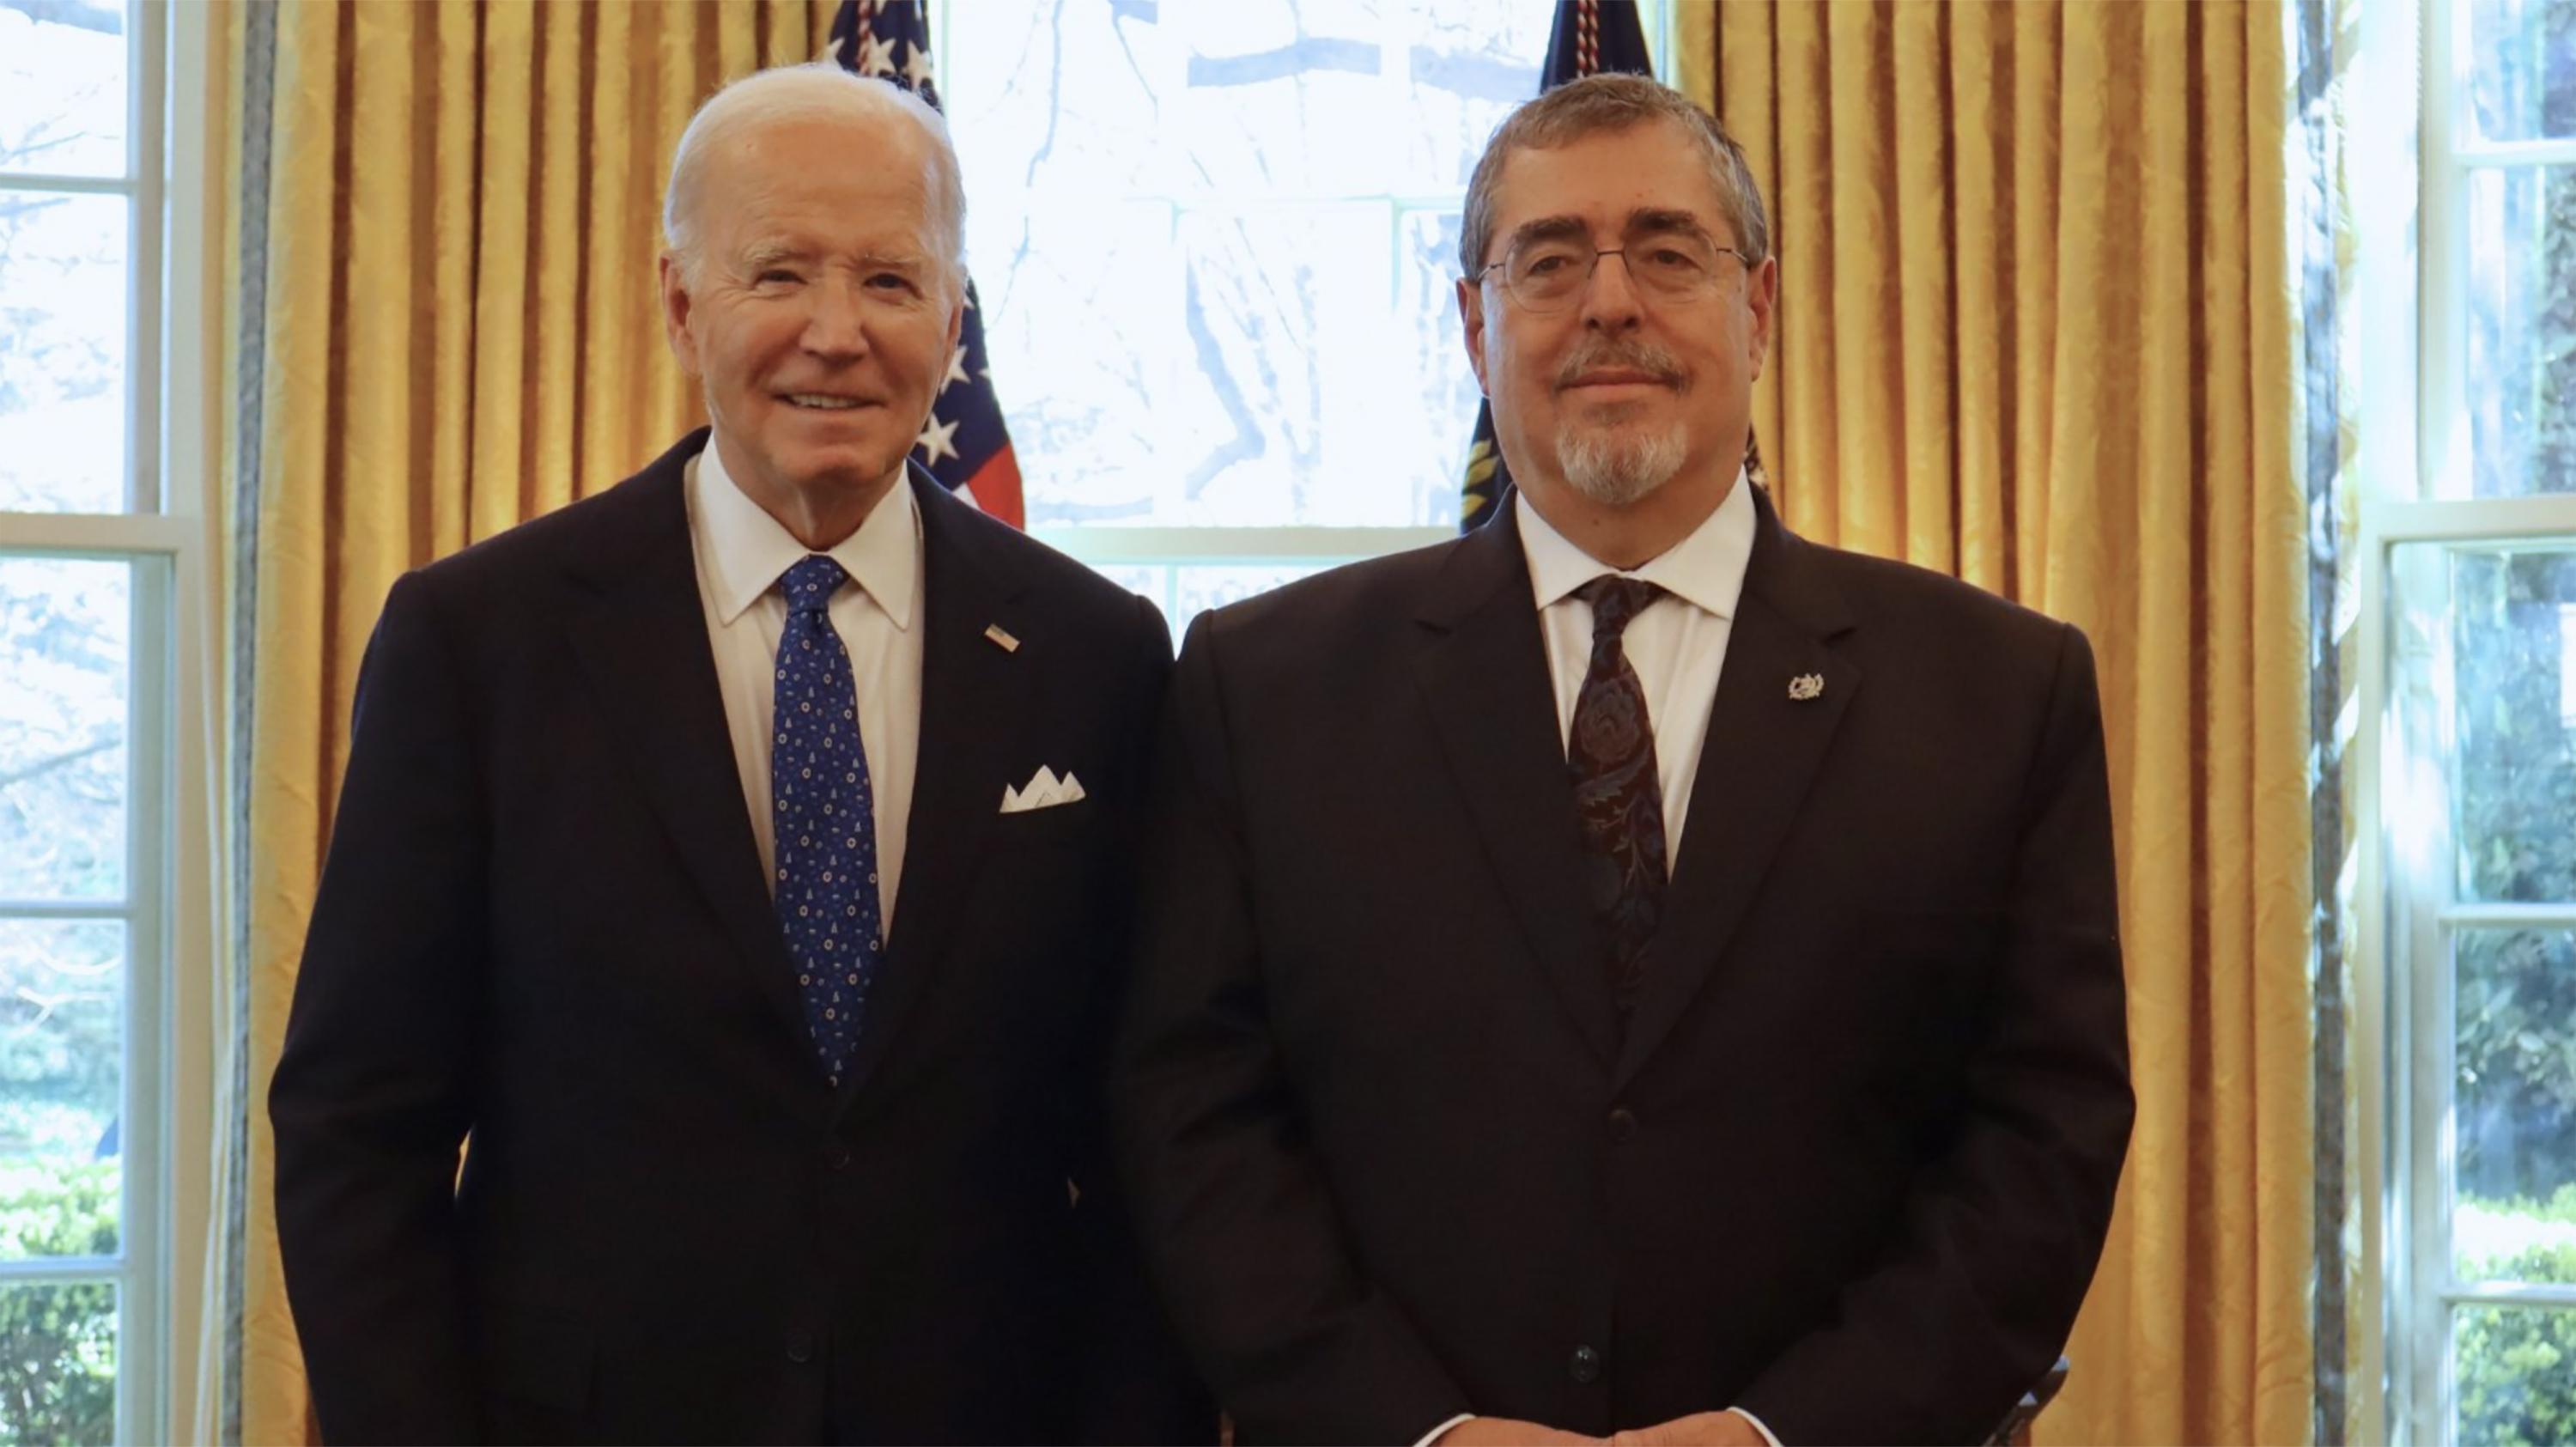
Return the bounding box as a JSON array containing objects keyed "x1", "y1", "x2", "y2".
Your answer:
[{"x1": 1115, "y1": 74, "x2": 2134, "y2": 1447}]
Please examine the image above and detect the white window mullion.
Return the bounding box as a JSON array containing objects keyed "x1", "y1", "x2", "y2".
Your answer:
[
  {"x1": 2439, "y1": 903, "x2": 2576, "y2": 931},
  {"x1": 2455, "y1": 137, "x2": 2576, "y2": 167},
  {"x1": 0, "y1": 1259, "x2": 124, "y2": 1286},
  {"x1": 1031, "y1": 525, "x2": 1453, "y2": 567},
  {"x1": 2391, "y1": 528, "x2": 2461, "y2": 1446},
  {"x1": 126, "y1": 0, "x2": 167, "y2": 519},
  {"x1": 119, "y1": 552, "x2": 170, "y2": 1446},
  {"x1": 0, "y1": 172, "x2": 130, "y2": 196},
  {"x1": 0, "y1": 901, "x2": 131, "y2": 921},
  {"x1": 2417, "y1": 0, "x2": 2470, "y2": 502},
  {"x1": 2446, "y1": 1282, "x2": 2576, "y2": 1310}
]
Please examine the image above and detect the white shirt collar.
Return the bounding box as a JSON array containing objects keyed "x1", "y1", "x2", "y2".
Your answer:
[
  {"x1": 692, "y1": 433, "x2": 920, "y2": 630},
  {"x1": 1516, "y1": 464, "x2": 1757, "y2": 621}
]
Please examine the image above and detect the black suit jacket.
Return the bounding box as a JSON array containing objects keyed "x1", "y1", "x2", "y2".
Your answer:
[
  {"x1": 1113, "y1": 489, "x2": 2134, "y2": 1445},
  {"x1": 271, "y1": 430, "x2": 1210, "y2": 1444}
]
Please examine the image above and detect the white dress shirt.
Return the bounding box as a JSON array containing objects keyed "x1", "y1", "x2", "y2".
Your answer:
[
  {"x1": 1421, "y1": 471, "x2": 1780, "y2": 1447},
  {"x1": 685, "y1": 439, "x2": 923, "y2": 930},
  {"x1": 1519, "y1": 467, "x2": 1757, "y2": 860}
]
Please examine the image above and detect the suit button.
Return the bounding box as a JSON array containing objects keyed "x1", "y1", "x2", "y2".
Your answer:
[
  {"x1": 1570, "y1": 1344, "x2": 1601, "y2": 1384},
  {"x1": 1607, "y1": 1107, "x2": 1638, "y2": 1144},
  {"x1": 785, "y1": 1329, "x2": 815, "y2": 1364},
  {"x1": 825, "y1": 1142, "x2": 853, "y2": 1170}
]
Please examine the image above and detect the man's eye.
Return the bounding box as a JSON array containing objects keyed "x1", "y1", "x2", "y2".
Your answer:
[
  {"x1": 757, "y1": 269, "x2": 801, "y2": 285},
  {"x1": 1522, "y1": 253, "x2": 1575, "y2": 276},
  {"x1": 1648, "y1": 249, "x2": 1702, "y2": 271}
]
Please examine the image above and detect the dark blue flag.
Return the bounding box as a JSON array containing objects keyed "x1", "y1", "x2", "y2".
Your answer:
[{"x1": 1460, "y1": 1, "x2": 1656, "y2": 533}]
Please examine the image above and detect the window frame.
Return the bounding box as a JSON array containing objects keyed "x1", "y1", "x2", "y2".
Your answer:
[
  {"x1": 2366, "y1": 0, "x2": 2576, "y2": 1440},
  {"x1": 2366, "y1": 501, "x2": 2576, "y2": 1447},
  {"x1": 0, "y1": 1, "x2": 222, "y2": 1439}
]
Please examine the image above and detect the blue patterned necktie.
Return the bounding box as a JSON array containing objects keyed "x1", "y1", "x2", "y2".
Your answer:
[
  {"x1": 772, "y1": 555, "x2": 886, "y2": 1089},
  {"x1": 1568, "y1": 576, "x2": 1668, "y2": 1019}
]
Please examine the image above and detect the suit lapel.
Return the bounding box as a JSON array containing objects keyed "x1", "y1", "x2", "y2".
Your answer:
[
  {"x1": 1413, "y1": 504, "x2": 1620, "y2": 1068},
  {"x1": 1613, "y1": 490, "x2": 1859, "y2": 1089},
  {"x1": 560, "y1": 432, "x2": 812, "y2": 1057},
  {"x1": 834, "y1": 471, "x2": 1031, "y2": 1110}
]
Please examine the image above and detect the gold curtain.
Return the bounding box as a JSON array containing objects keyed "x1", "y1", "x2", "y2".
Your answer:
[
  {"x1": 234, "y1": 3, "x2": 836, "y2": 1440},
  {"x1": 186, "y1": 3, "x2": 246, "y2": 1442},
  {"x1": 1680, "y1": 3, "x2": 2314, "y2": 1443}
]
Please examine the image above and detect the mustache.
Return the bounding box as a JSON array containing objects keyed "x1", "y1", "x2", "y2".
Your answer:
[{"x1": 1553, "y1": 338, "x2": 1686, "y2": 391}]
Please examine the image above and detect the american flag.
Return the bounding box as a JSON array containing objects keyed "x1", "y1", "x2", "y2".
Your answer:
[
  {"x1": 1459, "y1": 0, "x2": 1772, "y2": 532},
  {"x1": 828, "y1": 0, "x2": 1026, "y2": 529}
]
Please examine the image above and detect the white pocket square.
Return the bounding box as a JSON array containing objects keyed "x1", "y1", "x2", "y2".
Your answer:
[{"x1": 999, "y1": 765, "x2": 1087, "y2": 813}]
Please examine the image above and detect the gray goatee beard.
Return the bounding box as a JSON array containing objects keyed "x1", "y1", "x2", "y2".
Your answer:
[{"x1": 1555, "y1": 422, "x2": 1689, "y2": 507}]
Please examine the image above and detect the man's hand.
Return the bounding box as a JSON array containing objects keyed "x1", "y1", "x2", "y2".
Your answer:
[
  {"x1": 1608, "y1": 1409, "x2": 1771, "y2": 1447},
  {"x1": 1437, "y1": 1418, "x2": 1608, "y2": 1446}
]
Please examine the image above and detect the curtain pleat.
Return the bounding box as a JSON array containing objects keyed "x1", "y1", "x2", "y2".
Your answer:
[{"x1": 1681, "y1": 5, "x2": 2316, "y2": 1442}]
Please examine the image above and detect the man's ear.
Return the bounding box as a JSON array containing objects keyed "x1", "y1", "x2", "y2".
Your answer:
[
  {"x1": 1744, "y1": 253, "x2": 1778, "y2": 383},
  {"x1": 659, "y1": 252, "x2": 702, "y2": 379},
  {"x1": 1457, "y1": 277, "x2": 1491, "y2": 398}
]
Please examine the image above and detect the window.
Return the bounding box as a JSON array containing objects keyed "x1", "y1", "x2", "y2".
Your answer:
[
  {"x1": 2372, "y1": 0, "x2": 2576, "y2": 1442},
  {"x1": 935, "y1": 0, "x2": 1668, "y2": 626},
  {"x1": 0, "y1": 0, "x2": 210, "y2": 1440}
]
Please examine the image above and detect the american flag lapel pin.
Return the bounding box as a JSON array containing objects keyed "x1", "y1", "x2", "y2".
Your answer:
[{"x1": 984, "y1": 623, "x2": 1020, "y2": 654}]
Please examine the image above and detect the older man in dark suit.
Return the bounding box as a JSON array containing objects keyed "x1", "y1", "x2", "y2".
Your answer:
[{"x1": 270, "y1": 62, "x2": 1206, "y2": 1444}]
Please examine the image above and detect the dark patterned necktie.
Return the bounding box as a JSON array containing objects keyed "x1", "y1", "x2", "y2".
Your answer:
[
  {"x1": 1568, "y1": 576, "x2": 1668, "y2": 1018},
  {"x1": 772, "y1": 555, "x2": 887, "y2": 1089}
]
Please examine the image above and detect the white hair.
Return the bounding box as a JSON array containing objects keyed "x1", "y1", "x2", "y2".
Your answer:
[
  {"x1": 661, "y1": 60, "x2": 966, "y2": 283},
  {"x1": 1557, "y1": 422, "x2": 1688, "y2": 507}
]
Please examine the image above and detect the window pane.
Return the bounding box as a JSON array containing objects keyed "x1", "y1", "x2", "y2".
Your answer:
[
  {"x1": 1079, "y1": 559, "x2": 1343, "y2": 634},
  {"x1": 0, "y1": 919, "x2": 122, "y2": 1263},
  {"x1": 0, "y1": 1280, "x2": 116, "y2": 1445},
  {"x1": 2448, "y1": 548, "x2": 2576, "y2": 903},
  {"x1": 1171, "y1": 561, "x2": 1336, "y2": 621},
  {"x1": 0, "y1": 192, "x2": 130, "y2": 513},
  {"x1": 2457, "y1": 1303, "x2": 2576, "y2": 1447},
  {"x1": 2468, "y1": 0, "x2": 2576, "y2": 143},
  {"x1": 1170, "y1": 202, "x2": 1399, "y2": 527},
  {"x1": 0, "y1": 0, "x2": 128, "y2": 179},
  {"x1": 2456, "y1": 928, "x2": 2576, "y2": 1285},
  {"x1": 945, "y1": 0, "x2": 1546, "y2": 527},
  {"x1": 1400, "y1": 207, "x2": 1478, "y2": 526},
  {"x1": 2464, "y1": 166, "x2": 2576, "y2": 498},
  {"x1": 0, "y1": 556, "x2": 128, "y2": 902},
  {"x1": 1393, "y1": 0, "x2": 1562, "y2": 186},
  {"x1": 965, "y1": 201, "x2": 1182, "y2": 526}
]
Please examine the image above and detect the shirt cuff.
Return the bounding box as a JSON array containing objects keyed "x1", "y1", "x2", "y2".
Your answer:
[
  {"x1": 1729, "y1": 1406, "x2": 1784, "y2": 1447},
  {"x1": 1415, "y1": 1412, "x2": 1477, "y2": 1447}
]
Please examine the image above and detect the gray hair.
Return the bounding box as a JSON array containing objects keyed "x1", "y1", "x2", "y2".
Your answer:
[
  {"x1": 662, "y1": 60, "x2": 966, "y2": 283},
  {"x1": 1458, "y1": 72, "x2": 1770, "y2": 280}
]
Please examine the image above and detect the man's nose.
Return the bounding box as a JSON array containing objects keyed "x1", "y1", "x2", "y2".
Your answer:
[
  {"x1": 1578, "y1": 251, "x2": 1647, "y2": 331},
  {"x1": 802, "y1": 278, "x2": 870, "y2": 358}
]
